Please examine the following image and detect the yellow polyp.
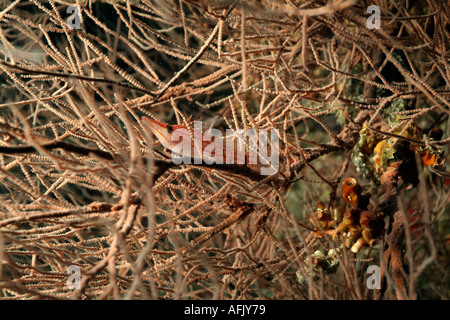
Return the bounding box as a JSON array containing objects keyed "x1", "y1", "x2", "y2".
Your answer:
[
  {"x1": 342, "y1": 178, "x2": 362, "y2": 206},
  {"x1": 420, "y1": 150, "x2": 443, "y2": 167},
  {"x1": 361, "y1": 228, "x2": 373, "y2": 244},
  {"x1": 421, "y1": 152, "x2": 435, "y2": 167},
  {"x1": 373, "y1": 140, "x2": 386, "y2": 158},
  {"x1": 350, "y1": 237, "x2": 365, "y2": 253}
]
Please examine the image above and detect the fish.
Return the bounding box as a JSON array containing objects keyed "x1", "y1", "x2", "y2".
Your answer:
[{"x1": 142, "y1": 117, "x2": 282, "y2": 175}]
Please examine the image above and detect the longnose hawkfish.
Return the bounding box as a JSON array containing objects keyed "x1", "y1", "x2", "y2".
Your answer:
[{"x1": 142, "y1": 117, "x2": 290, "y2": 176}]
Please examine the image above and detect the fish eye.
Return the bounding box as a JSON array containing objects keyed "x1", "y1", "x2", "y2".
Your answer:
[{"x1": 167, "y1": 125, "x2": 173, "y2": 134}]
